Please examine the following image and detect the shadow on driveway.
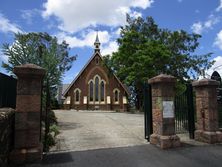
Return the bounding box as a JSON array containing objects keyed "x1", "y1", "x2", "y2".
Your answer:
[{"x1": 26, "y1": 144, "x2": 222, "y2": 167}]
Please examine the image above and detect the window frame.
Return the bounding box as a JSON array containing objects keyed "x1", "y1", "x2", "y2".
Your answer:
[
  {"x1": 74, "y1": 88, "x2": 81, "y2": 104},
  {"x1": 113, "y1": 88, "x2": 120, "y2": 104}
]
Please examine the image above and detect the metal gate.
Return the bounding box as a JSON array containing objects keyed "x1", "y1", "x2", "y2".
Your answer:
[
  {"x1": 175, "y1": 84, "x2": 195, "y2": 139},
  {"x1": 210, "y1": 71, "x2": 222, "y2": 128},
  {"x1": 0, "y1": 73, "x2": 17, "y2": 108},
  {"x1": 219, "y1": 102, "x2": 222, "y2": 129},
  {"x1": 143, "y1": 83, "x2": 153, "y2": 141}
]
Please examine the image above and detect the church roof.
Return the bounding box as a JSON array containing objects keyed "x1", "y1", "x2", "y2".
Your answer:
[{"x1": 63, "y1": 51, "x2": 130, "y2": 97}]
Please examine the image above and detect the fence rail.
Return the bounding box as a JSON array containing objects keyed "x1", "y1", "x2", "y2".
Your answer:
[{"x1": 0, "y1": 73, "x2": 17, "y2": 108}]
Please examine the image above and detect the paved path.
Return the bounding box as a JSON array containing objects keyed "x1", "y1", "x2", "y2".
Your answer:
[{"x1": 51, "y1": 110, "x2": 147, "y2": 152}]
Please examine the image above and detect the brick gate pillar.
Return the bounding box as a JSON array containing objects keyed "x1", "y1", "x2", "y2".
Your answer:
[
  {"x1": 148, "y1": 74, "x2": 180, "y2": 149},
  {"x1": 10, "y1": 64, "x2": 45, "y2": 164},
  {"x1": 192, "y1": 78, "x2": 222, "y2": 143}
]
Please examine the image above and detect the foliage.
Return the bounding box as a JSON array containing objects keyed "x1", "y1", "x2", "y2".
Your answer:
[
  {"x1": 43, "y1": 111, "x2": 60, "y2": 152},
  {"x1": 2, "y1": 32, "x2": 76, "y2": 90},
  {"x1": 1, "y1": 32, "x2": 75, "y2": 151},
  {"x1": 51, "y1": 98, "x2": 60, "y2": 109},
  {"x1": 43, "y1": 133, "x2": 56, "y2": 152},
  {"x1": 50, "y1": 124, "x2": 60, "y2": 137},
  {"x1": 48, "y1": 110, "x2": 58, "y2": 125},
  {"x1": 105, "y1": 15, "x2": 214, "y2": 110}
]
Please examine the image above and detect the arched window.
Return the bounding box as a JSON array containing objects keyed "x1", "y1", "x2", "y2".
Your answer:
[
  {"x1": 100, "y1": 81, "x2": 105, "y2": 102},
  {"x1": 74, "y1": 88, "x2": 81, "y2": 104},
  {"x1": 114, "y1": 90, "x2": 119, "y2": 102},
  {"x1": 95, "y1": 77, "x2": 99, "y2": 101},
  {"x1": 113, "y1": 88, "x2": 120, "y2": 104},
  {"x1": 75, "y1": 90, "x2": 80, "y2": 102},
  {"x1": 89, "y1": 81, "x2": 94, "y2": 101}
]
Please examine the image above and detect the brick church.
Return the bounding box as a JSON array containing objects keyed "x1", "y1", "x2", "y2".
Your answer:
[{"x1": 63, "y1": 34, "x2": 129, "y2": 111}]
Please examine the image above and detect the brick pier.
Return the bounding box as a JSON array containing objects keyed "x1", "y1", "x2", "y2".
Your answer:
[
  {"x1": 10, "y1": 64, "x2": 45, "y2": 164},
  {"x1": 148, "y1": 74, "x2": 180, "y2": 149},
  {"x1": 193, "y1": 78, "x2": 222, "y2": 143}
]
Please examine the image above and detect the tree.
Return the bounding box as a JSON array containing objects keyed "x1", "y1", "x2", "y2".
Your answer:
[
  {"x1": 105, "y1": 15, "x2": 214, "y2": 110},
  {"x1": 2, "y1": 32, "x2": 75, "y2": 89},
  {"x1": 1, "y1": 32, "x2": 76, "y2": 150}
]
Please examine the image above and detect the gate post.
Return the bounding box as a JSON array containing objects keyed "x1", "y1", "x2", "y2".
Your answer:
[
  {"x1": 10, "y1": 64, "x2": 45, "y2": 164},
  {"x1": 192, "y1": 78, "x2": 222, "y2": 143},
  {"x1": 148, "y1": 74, "x2": 180, "y2": 149}
]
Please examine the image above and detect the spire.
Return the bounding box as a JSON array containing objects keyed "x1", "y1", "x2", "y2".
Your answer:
[{"x1": 94, "y1": 31, "x2": 100, "y2": 53}]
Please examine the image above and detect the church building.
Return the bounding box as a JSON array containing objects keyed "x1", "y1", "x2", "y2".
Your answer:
[{"x1": 63, "y1": 34, "x2": 129, "y2": 111}]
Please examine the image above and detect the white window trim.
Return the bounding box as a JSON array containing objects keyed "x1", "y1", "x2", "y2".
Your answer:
[
  {"x1": 123, "y1": 96, "x2": 127, "y2": 104},
  {"x1": 64, "y1": 96, "x2": 71, "y2": 104}
]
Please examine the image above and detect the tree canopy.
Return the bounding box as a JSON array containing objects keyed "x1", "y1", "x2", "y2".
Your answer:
[
  {"x1": 105, "y1": 15, "x2": 214, "y2": 110},
  {"x1": 2, "y1": 32, "x2": 76, "y2": 94}
]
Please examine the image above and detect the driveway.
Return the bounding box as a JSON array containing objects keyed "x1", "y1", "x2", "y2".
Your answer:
[
  {"x1": 51, "y1": 110, "x2": 147, "y2": 152},
  {"x1": 27, "y1": 110, "x2": 222, "y2": 167}
]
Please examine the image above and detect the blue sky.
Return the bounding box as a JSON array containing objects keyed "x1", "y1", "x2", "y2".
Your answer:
[{"x1": 0, "y1": 0, "x2": 222, "y2": 83}]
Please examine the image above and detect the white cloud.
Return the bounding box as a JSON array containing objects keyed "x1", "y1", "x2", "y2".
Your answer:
[
  {"x1": 130, "y1": 11, "x2": 142, "y2": 18},
  {"x1": 0, "y1": 50, "x2": 8, "y2": 63},
  {"x1": 216, "y1": 0, "x2": 222, "y2": 12},
  {"x1": 204, "y1": 15, "x2": 220, "y2": 28},
  {"x1": 214, "y1": 30, "x2": 222, "y2": 50},
  {"x1": 206, "y1": 56, "x2": 222, "y2": 77},
  {"x1": 177, "y1": 0, "x2": 183, "y2": 3},
  {"x1": 57, "y1": 29, "x2": 118, "y2": 55},
  {"x1": 191, "y1": 15, "x2": 220, "y2": 34},
  {"x1": 42, "y1": 0, "x2": 154, "y2": 33},
  {"x1": 131, "y1": 0, "x2": 154, "y2": 9},
  {"x1": 114, "y1": 28, "x2": 122, "y2": 36},
  {"x1": 191, "y1": 22, "x2": 203, "y2": 34},
  {"x1": 57, "y1": 29, "x2": 110, "y2": 48},
  {"x1": 21, "y1": 9, "x2": 40, "y2": 25},
  {"x1": 0, "y1": 13, "x2": 22, "y2": 34},
  {"x1": 101, "y1": 41, "x2": 118, "y2": 55}
]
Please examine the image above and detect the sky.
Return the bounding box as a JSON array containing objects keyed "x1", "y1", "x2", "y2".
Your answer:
[{"x1": 0, "y1": 0, "x2": 222, "y2": 83}]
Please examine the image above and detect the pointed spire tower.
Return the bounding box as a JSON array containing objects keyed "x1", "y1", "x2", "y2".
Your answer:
[{"x1": 94, "y1": 31, "x2": 101, "y2": 53}]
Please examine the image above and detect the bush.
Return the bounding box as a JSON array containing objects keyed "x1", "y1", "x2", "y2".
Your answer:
[
  {"x1": 50, "y1": 124, "x2": 60, "y2": 137},
  {"x1": 48, "y1": 110, "x2": 58, "y2": 125},
  {"x1": 42, "y1": 110, "x2": 60, "y2": 152},
  {"x1": 43, "y1": 133, "x2": 55, "y2": 151}
]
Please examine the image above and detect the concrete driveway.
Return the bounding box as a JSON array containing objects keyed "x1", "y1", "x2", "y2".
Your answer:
[{"x1": 51, "y1": 110, "x2": 147, "y2": 152}]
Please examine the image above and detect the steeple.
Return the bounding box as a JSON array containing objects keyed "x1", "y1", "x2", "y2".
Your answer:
[{"x1": 94, "y1": 31, "x2": 100, "y2": 53}]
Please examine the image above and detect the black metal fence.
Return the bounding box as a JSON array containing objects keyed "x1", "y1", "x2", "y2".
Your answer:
[
  {"x1": 143, "y1": 83, "x2": 153, "y2": 141},
  {"x1": 211, "y1": 71, "x2": 222, "y2": 128},
  {"x1": 175, "y1": 84, "x2": 195, "y2": 139},
  {"x1": 219, "y1": 103, "x2": 222, "y2": 129},
  {"x1": 0, "y1": 73, "x2": 17, "y2": 108},
  {"x1": 0, "y1": 109, "x2": 15, "y2": 165}
]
